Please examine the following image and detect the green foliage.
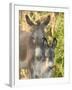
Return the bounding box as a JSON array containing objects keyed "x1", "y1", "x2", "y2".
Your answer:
[{"x1": 53, "y1": 13, "x2": 64, "y2": 77}]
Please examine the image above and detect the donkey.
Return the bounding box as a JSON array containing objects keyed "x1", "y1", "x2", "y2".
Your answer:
[
  {"x1": 31, "y1": 37, "x2": 57, "y2": 78},
  {"x1": 19, "y1": 14, "x2": 57, "y2": 78}
]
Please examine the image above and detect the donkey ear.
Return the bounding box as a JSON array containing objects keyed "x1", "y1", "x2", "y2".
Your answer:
[
  {"x1": 25, "y1": 15, "x2": 35, "y2": 26},
  {"x1": 52, "y1": 38, "x2": 57, "y2": 49},
  {"x1": 42, "y1": 15, "x2": 50, "y2": 26}
]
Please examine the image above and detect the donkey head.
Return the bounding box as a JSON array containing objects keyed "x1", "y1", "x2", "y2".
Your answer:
[
  {"x1": 25, "y1": 15, "x2": 50, "y2": 61},
  {"x1": 45, "y1": 38, "x2": 57, "y2": 67},
  {"x1": 31, "y1": 37, "x2": 57, "y2": 78}
]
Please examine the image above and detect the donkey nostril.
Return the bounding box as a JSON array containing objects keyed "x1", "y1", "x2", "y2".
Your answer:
[{"x1": 35, "y1": 75, "x2": 39, "y2": 78}]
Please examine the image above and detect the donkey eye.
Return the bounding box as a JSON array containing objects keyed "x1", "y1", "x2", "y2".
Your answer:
[
  {"x1": 31, "y1": 35, "x2": 35, "y2": 39},
  {"x1": 31, "y1": 36, "x2": 36, "y2": 43},
  {"x1": 32, "y1": 36, "x2": 34, "y2": 39}
]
